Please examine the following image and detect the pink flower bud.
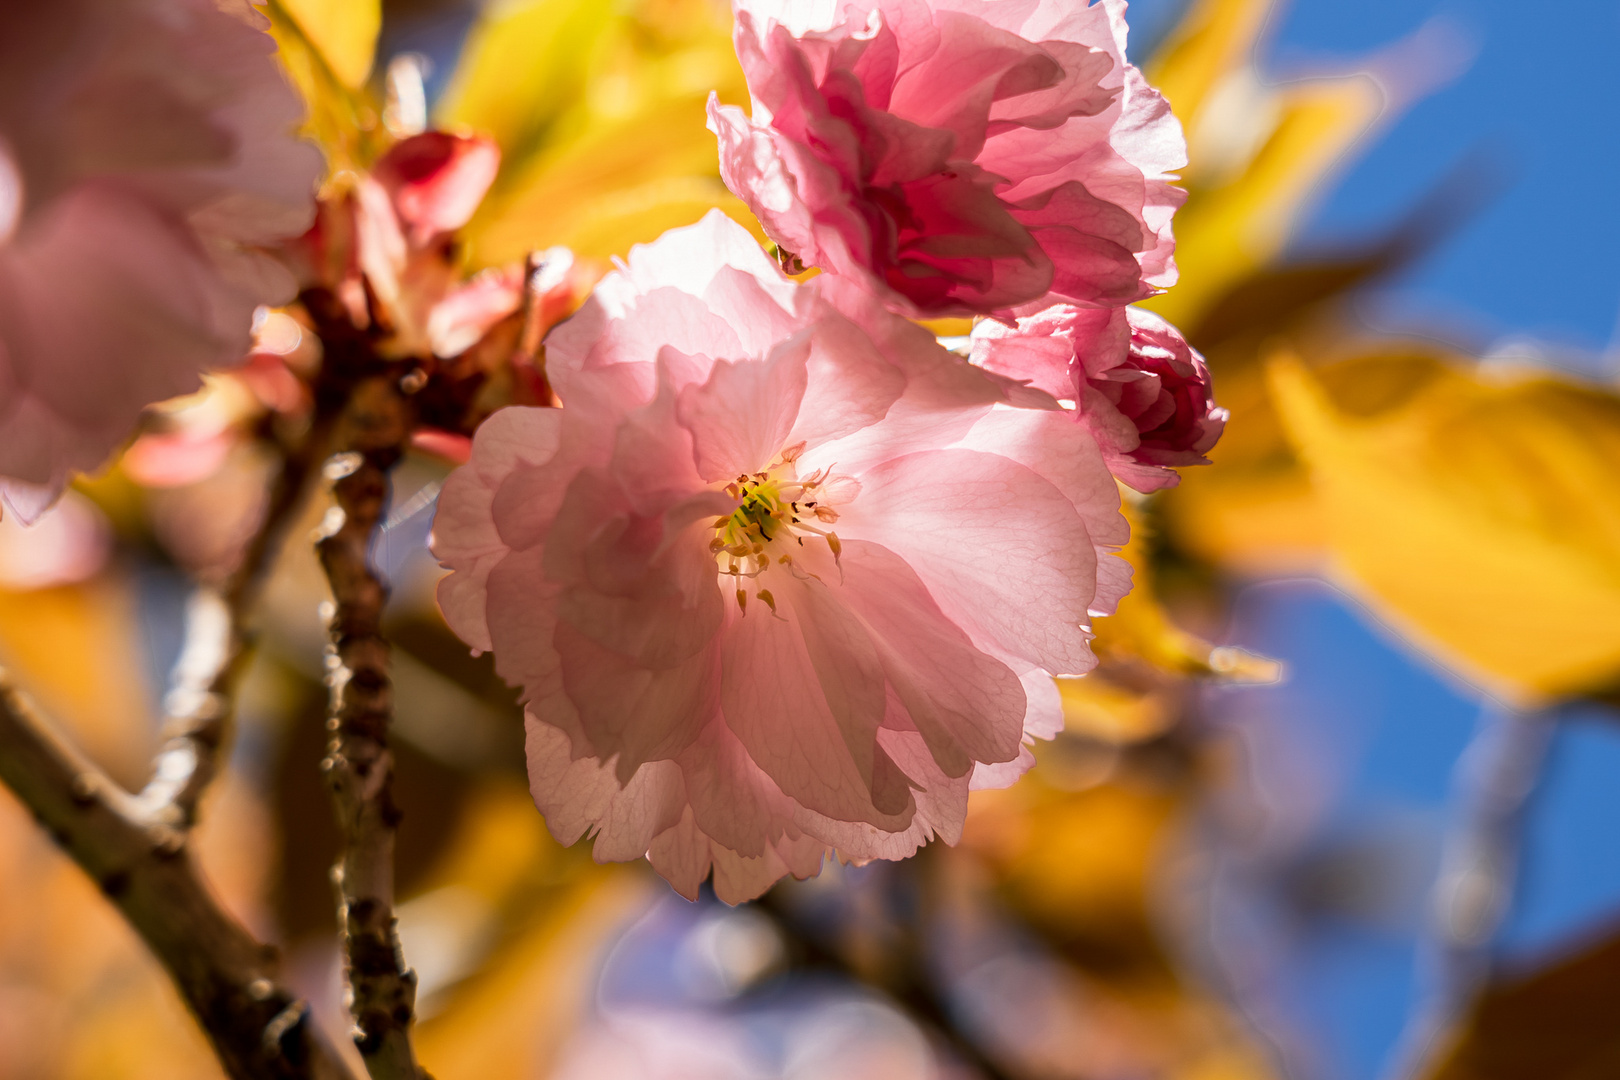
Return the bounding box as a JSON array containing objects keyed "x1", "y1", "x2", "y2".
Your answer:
[{"x1": 973, "y1": 305, "x2": 1226, "y2": 492}]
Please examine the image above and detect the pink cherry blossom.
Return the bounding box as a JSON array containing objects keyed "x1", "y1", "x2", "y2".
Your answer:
[
  {"x1": 432, "y1": 211, "x2": 1131, "y2": 902},
  {"x1": 0, "y1": 0, "x2": 321, "y2": 522},
  {"x1": 972, "y1": 304, "x2": 1225, "y2": 492},
  {"x1": 707, "y1": 0, "x2": 1185, "y2": 320}
]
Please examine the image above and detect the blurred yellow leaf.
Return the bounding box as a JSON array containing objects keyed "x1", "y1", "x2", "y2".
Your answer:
[
  {"x1": 1092, "y1": 497, "x2": 1280, "y2": 682},
  {"x1": 1092, "y1": 504, "x2": 1219, "y2": 677},
  {"x1": 265, "y1": 0, "x2": 381, "y2": 167},
  {"x1": 441, "y1": 0, "x2": 758, "y2": 264},
  {"x1": 416, "y1": 868, "x2": 650, "y2": 1080},
  {"x1": 1141, "y1": 0, "x2": 1397, "y2": 330},
  {"x1": 273, "y1": 0, "x2": 380, "y2": 89},
  {"x1": 0, "y1": 580, "x2": 154, "y2": 786},
  {"x1": 1149, "y1": 74, "x2": 1384, "y2": 329},
  {"x1": 1146, "y1": 0, "x2": 1273, "y2": 126},
  {"x1": 966, "y1": 778, "x2": 1178, "y2": 962},
  {"x1": 0, "y1": 793, "x2": 224, "y2": 1080},
  {"x1": 1269, "y1": 354, "x2": 1620, "y2": 699},
  {"x1": 1162, "y1": 347, "x2": 1453, "y2": 573},
  {"x1": 437, "y1": 0, "x2": 620, "y2": 163},
  {"x1": 1058, "y1": 673, "x2": 1181, "y2": 744}
]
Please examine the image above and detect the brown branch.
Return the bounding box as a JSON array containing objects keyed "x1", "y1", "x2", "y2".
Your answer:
[
  {"x1": 0, "y1": 673, "x2": 357, "y2": 1080},
  {"x1": 315, "y1": 375, "x2": 429, "y2": 1080}
]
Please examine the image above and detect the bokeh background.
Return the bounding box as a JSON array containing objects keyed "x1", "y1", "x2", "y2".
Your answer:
[{"x1": 1, "y1": 1, "x2": 1618, "y2": 1078}]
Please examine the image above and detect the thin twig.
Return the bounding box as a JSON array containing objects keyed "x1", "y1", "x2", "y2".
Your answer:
[
  {"x1": 134, "y1": 411, "x2": 335, "y2": 826},
  {"x1": 1384, "y1": 701, "x2": 1554, "y2": 1080},
  {"x1": 0, "y1": 672, "x2": 357, "y2": 1080},
  {"x1": 315, "y1": 374, "x2": 428, "y2": 1080},
  {"x1": 757, "y1": 881, "x2": 1018, "y2": 1080}
]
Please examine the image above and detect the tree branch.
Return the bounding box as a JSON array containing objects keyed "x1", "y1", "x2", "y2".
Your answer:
[
  {"x1": 0, "y1": 672, "x2": 357, "y2": 1080},
  {"x1": 315, "y1": 374, "x2": 428, "y2": 1080}
]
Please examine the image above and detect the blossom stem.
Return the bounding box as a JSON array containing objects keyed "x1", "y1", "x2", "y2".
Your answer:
[
  {"x1": 0, "y1": 672, "x2": 357, "y2": 1080},
  {"x1": 314, "y1": 374, "x2": 430, "y2": 1080}
]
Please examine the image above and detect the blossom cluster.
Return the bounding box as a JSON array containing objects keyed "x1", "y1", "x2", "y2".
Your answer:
[
  {"x1": 0, "y1": 0, "x2": 1225, "y2": 903},
  {"x1": 432, "y1": 0, "x2": 1225, "y2": 900}
]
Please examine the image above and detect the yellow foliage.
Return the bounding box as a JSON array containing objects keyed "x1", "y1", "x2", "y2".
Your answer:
[
  {"x1": 1093, "y1": 500, "x2": 1221, "y2": 676},
  {"x1": 966, "y1": 777, "x2": 1178, "y2": 949},
  {"x1": 0, "y1": 581, "x2": 155, "y2": 785},
  {"x1": 265, "y1": 0, "x2": 383, "y2": 168},
  {"x1": 1149, "y1": 74, "x2": 1385, "y2": 329},
  {"x1": 1146, "y1": 0, "x2": 1273, "y2": 125},
  {"x1": 1163, "y1": 346, "x2": 1460, "y2": 573},
  {"x1": 1058, "y1": 673, "x2": 1180, "y2": 744},
  {"x1": 1091, "y1": 496, "x2": 1281, "y2": 682},
  {"x1": 1141, "y1": 0, "x2": 1390, "y2": 329},
  {"x1": 441, "y1": 0, "x2": 757, "y2": 264},
  {"x1": 1269, "y1": 354, "x2": 1620, "y2": 699},
  {"x1": 272, "y1": 0, "x2": 380, "y2": 89},
  {"x1": 416, "y1": 869, "x2": 651, "y2": 1080}
]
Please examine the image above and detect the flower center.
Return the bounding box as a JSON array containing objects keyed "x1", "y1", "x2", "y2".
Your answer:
[{"x1": 709, "y1": 442, "x2": 844, "y2": 615}]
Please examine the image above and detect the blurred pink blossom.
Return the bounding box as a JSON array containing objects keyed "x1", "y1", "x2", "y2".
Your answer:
[
  {"x1": 291, "y1": 130, "x2": 516, "y2": 359},
  {"x1": 0, "y1": 0, "x2": 320, "y2": 522},
  {"x1": 0, "y1": 490, "x2": 111, "y2": 590},
  {"x1": 972, "y1": 305, "x2": 1225, "y2": 492},
  {"x1": 707, "y1": 0, "x2": 1185, "y2": 320},
  {"x1": 431, "y1": 211, "x2": 1130, "y2": 902}
]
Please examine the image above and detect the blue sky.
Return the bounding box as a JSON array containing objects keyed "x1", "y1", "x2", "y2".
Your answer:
[
  {"x1": 1131, "y1": 0, "x2": 1620, "y2": 364},
  {"x1": 1211, "y1": 582, "x2": 1620, "y2": 1080}
]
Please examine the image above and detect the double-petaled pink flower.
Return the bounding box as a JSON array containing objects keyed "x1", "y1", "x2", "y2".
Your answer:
[
  {"x1": 707, "y1": 0, "x2": 1185, "y2": 320},
  {"x1": 973, "y1": 304, "x2": 1225, "y2": 491},
  {"x1": 431, "y1": 211, "x2": 1131, "y2": 902},
  {"x1": 0, "y1": 0, "x2": 320, "y2": 522}
]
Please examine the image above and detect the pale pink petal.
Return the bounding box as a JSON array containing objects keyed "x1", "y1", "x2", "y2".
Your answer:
[
  {"x1": 970, "y1": 746, "x2": 1036, "y2": 790},
  {"x1": 432, "y1": 407, "x2": 566, "y2": 649},
  {"x1": 0, "y1": 0, "x2": 319, "y2": 515},
  {"x1": 678, "y1": 717, "x2": 802, "y2": 859},
  {"x1": 969, "y1": 303, "x2": 1224, "y2": 494},
  {"x1": 720, "y1": 574, "x2": 913, "y2": 827},
  {"x1": 646, "y1": 809, "x2": 717, "y2": 901},
  {"x1": 427, "y1": 265, "x2": 524, "y2": 359},
  {"x1": 787, "y1": 303, "x2": 908, "y2": 449},
  {"x1": 677, "y1": 332, "x2": 811, "y2": 481},
  {"x1": 834, "y1": 448, "x2": 1102, "y2": 675},
  {"x1": 555, "y1": 622, "x2": 721, "y2": 780},
  {"x1": 524, "y1": 713, "x2": 687, "y2": 859},
  {"x1": 836, "y1": 539, "x2": 1027, "y2": 776}
]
